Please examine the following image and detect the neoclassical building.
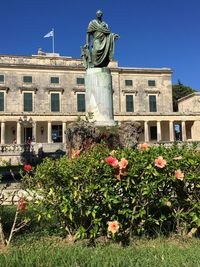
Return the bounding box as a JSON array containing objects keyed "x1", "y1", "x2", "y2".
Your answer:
[{"x1": 0, "y1": 52, "x2": 199, "y2": 145}]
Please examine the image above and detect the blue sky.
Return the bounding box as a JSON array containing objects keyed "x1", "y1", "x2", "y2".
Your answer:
[{"x1": 1, "y1": 0, "x2": 200, "y2": 90}]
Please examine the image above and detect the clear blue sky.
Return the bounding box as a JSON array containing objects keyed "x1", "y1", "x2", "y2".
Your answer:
[{"x1": 1, "y1": 0, "x2": 200, "y2": 90}]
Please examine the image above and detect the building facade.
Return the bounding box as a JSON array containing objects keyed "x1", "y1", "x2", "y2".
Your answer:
[{"x1": 0, "y1": 53, "x2": 199, "y2": 145}]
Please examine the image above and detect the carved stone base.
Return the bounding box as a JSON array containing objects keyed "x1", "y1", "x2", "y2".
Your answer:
[{"x1": 66, "y1": 121, "x2": 142, "y2": 157}]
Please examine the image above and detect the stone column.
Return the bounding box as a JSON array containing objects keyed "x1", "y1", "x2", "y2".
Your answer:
[
  {"x1": 48, "y1": 121, "x2": 52, "y2": 143},
  {"x1": 17, "y1": 121, "x2": 21, "y2": 144},
  {"x1": 169, "y1": 121, "x2": 174, "y2": 142},
  {"x1": 62, "y1": 122, "x2": 66, "y2": 143},
  {"x1": 1, "y1": 122, "x2": 5, "y2": 144},
  {"x1": 144, "y1": 121, "x2": 149, "y2": 142},
  {"x1": 181, "y1": 121, "x2": 186, "y2": 141},
  {"x1": 157, "y1": 121, "x2": 161, "y2": 142},
  {"x1": 85, "y1": 67, "x2": 115, "y2": 126},
  {"x1": 33, "y1": 122, "x2": 37, "y2": 142}
]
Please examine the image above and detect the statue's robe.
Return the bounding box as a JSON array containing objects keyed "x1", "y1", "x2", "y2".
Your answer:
[{"x1": 87, "y1": 20, "x2": 115, "y2": 67}]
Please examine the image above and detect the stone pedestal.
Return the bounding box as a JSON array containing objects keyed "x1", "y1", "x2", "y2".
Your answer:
[
  {"x1": 66, "y1": 121, "x2": 142, "y2": 158},
  {"x1": 85, "y1": 67, "x2": 115, "y2": 126}
]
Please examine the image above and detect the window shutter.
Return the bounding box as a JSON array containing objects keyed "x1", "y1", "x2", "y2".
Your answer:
[
  {"x1": 125, "y1": 80, "x2": 133, "y2": 86},
  {"x1": 0, "y1": 92, "x2": 4, "y2": 111},
  {"x1": 77, "y1": 78, "x2": 85, "y2": 85},
  {"x1": 149, "y1": 95, "x2": 157, "y2": 112},
  {"x1": 148, "y1": 80, "x2": 156, "y2": 87},
  {"x1": 51, "y1": 93, "x2": 60, "y2": 112},
  {"x1": 0, "y1": 75, "x2": 4, "y2": 83},
  {"x1": 126, "y1": 95, "x2": 134, "y2": 112},
  {"x1": 51, "y1": 77, "x2": 59, "y2": 84},
  {"x1": 77, "y1": 94, "x2": 85, "y2": 112},
  {"x1": 23, "y1": 76, "x2": 32, "y2": 83},
  {"x1": 24, "y1": 93, "x2": 32, "y2": 112}
]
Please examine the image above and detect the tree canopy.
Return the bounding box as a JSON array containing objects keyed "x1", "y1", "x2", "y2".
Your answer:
[{"x1": 172, "y1": 80, "x2": 197, "y2": 111}]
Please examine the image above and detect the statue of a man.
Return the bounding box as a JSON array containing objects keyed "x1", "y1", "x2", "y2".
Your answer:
[{"x1": 81, "y1": 10, "x2": 119, "y2": 68}]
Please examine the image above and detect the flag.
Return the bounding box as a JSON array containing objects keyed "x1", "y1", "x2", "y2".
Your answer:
[{"x1": 44, "y1": 30, "x2": 54, "y2": 38}]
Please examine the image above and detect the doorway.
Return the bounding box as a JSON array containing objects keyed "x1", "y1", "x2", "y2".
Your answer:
[
  {"x1": 150, "y1": 126, "x2": 157, "y2": 141},
  {"x1": 52, "y1": 125, "x2": 62, "y2": 143},
  {"x1": 24, "y1": 127, "x2": 32, "y2": 143}
]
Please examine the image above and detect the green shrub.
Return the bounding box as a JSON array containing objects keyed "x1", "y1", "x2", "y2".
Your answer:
[{"x1": 22, "y1": 143, "x2": 200, "y2": 241}]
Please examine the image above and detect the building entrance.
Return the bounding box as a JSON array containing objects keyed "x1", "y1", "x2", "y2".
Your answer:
[
  {"x1": 150, "y1": 126, "x2": 157, "y2": 141},
  {"x1": 24, "y1": 127, "x2": 32, "y2": 143},
  {"x1": 52, "y1": 125, "x2": 62, "y2": 143}
]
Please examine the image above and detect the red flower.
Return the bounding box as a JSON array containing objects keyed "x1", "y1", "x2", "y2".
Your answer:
[
  {"x1": 18, "y1": 198, "x2": 26, "y2": 211},
  {"x1": 105, "y1": 156, "x2": 119, "y2": 168},
  {"x1": 24, "y1": 164, "x2": 32, "y2": 172}
]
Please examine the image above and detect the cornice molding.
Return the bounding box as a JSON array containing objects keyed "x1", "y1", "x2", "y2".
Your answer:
[
  {"x1": 122, "y1": 89, "x2": 138, "y2": 95},
  {"x1": 18, "y1": 87, "x2": 38, "y2": 94},
  {"x1": 72, "y1": 87, "x2": 86, "y2": 94},
  {"x1": 0, "y1": 86, "x2": 9, "y2": 93},
  {"x1": 46, "y1": 87, "x2": 64, "y2": 94}
]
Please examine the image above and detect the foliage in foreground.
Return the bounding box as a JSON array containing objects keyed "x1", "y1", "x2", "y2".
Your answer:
[
  {"x1": 22, "y1": 143, "x2": 200, "y2": 241},
  {"x1": 1, "y1": 238, "x2": 200, "y2": 267}
]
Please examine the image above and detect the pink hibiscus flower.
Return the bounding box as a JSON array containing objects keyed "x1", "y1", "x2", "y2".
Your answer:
[
  {"x1": 155, "y1": 156, "x2": 166, "y2": 168},
  {"x1": 175, "y1": 169, "x2": 184, "y2": 181},
  {"x1": 139, "y1": 143, "x2": 149, "y2": 151},
  {"x1": 107, "y1": 220, "x2": 120, "y2": 234},
  {"x1": 118, "y1": 158, "x2": 128, "y2": 170}
]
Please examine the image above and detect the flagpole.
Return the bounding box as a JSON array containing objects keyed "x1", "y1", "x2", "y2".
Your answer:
[{"x1": 52, "y1": 28, "x2": 55, "y2": 53}]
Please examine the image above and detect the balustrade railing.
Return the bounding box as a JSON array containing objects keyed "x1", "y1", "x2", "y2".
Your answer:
[{"x1": 0, "y1": 144, "x2": 31, "y2": 154}]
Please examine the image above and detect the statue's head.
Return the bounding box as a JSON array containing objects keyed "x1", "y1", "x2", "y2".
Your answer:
[{"x1": 96, "y1": 10, "x2": 103, "y2": 18}]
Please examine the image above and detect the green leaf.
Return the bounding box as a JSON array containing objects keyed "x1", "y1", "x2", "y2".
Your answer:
[{"x1": 69, "y1": 210, "x2": 73, "y2": 221}]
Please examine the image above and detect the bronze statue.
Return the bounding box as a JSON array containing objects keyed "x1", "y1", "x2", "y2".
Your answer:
[{"x1": 81, "y1": 10, "x2": 119, "y2": 68}]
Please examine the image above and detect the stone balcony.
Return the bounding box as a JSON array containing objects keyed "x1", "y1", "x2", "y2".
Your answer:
[{"x1": 0, "y1": 143, "x2": 66, "y2": 166}]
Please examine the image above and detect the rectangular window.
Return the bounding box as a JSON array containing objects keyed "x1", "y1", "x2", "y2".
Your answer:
[
  {"x1": 0, "y1": 92, "x2": 4, "y2": 111},
  {"x1": 149, "y1": 95, "x2": 157, "y2": 112},
  {"x1": 50, "y1": 77, "x2": 59, "y2": 84},
  {"x1": 126, "y1": 95, "x2": 134, "y2": 112},
  {"x1": 125, "y1": 80, "x2": 133, "y2": 86},
  {"x1": 77, "y1": 77, "x2": 85, "y2": 85},
  {"x1": 23, "y1": 76, "x2": 32, "y2": 83},
  {"x1": 0, "y1": 75, "x2": 4, "y2": 83},
  {"x1": 24, "y1": 93, "x2": 33, "y2": 112},
  {"x1": 51, "y1": 93, "x2": 60, "y2": 112},
  {"x1": 77, "y1": 94, "x2": 85, "y2": 112},
  {"x1": 148, "y1": 80, "x2": 156, "y2": 87}
]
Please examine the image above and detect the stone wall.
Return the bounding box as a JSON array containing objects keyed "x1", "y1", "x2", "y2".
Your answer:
[
  {"x1": 0, "y1": 55, "x2": 173, "y2": 116},
  {"x1": 178, "y1": 93, "x2": 200, "y2": 113}
]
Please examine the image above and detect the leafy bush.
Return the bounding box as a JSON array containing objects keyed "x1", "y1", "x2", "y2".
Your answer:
[{"x1": 22, "y1": 143, "x2": 200, "y2": 241}]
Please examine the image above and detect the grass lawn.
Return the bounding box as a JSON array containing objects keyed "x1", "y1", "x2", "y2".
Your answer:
[{"x1": 0, "y1": 237, "x2": 200, "y2": 267}]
